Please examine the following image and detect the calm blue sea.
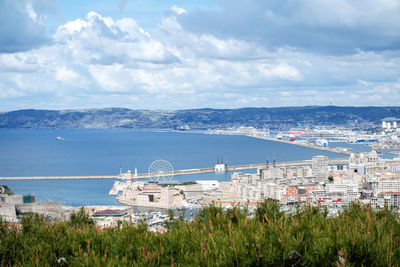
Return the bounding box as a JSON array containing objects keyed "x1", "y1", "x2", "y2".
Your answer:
[{"x1": 0, "y1": 129, "x2": 346, "y2": 206}]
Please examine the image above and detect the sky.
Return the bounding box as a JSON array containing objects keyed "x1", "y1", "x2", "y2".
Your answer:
[{"x1": 1, "y1": 0, "x2": 400, "y2": 111}]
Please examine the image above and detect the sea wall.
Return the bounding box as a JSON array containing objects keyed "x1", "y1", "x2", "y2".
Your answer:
[
  {"x1": 0, "y1": 204, "x2": 17, "y2": 220},
  {"x1": 16, "y1": 202, "x2": 62, "y2": 215},
  {"x1": 3, "y1": 195, "x2": 23, "y2": 204}
]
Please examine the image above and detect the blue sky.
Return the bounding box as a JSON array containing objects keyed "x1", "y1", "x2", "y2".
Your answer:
[
  {"x1": 51, "y1": 1, "x2": 216, "y2": 31},
  {"x1": 1, "y1": 0, "x2": 400, "y2": 111}
]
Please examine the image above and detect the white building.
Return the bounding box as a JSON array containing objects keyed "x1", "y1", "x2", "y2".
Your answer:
[
  {"x1": 349, "y1": 151, "x2": 381, "y2": 174},
  {"x1": 328, "y1": 163, "x2": 348, "y2": 172},
  {"x1": 326, "y1": 179, "x2": 358, "y2": 201},
  {"x1": 117, "y1": 182, "x2": 183, "y2": 209},
  {"x1": 382, "y1": 117, "x2": 399, "y2": 130},
  {"x1": 312, "y1": 155, "x2": 329, "y2": 183},
  {"x1": 350, "y1": 151, "x2": 379, "y2": 165},
  {"x1": 196, "y1": 180, "x2": 219, "y2": 191},
  {"x1": 259, "y1": 166, "x2": 312, "y2": 180},
  {"x1": 377, "y1": 178, "x2": 400, "y2": 194},
  {"x1": 374, "y1": 192, "x2": 400, "y2": 209}
]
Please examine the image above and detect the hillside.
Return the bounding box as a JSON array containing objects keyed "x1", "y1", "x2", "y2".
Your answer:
[{"x1": 0, "y1": 106, "x2": 399, "y2": 129}]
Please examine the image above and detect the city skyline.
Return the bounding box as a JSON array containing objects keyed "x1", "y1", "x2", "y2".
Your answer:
[{"x1": 1, "y1": 0, "x2": 400, "y2": 111}]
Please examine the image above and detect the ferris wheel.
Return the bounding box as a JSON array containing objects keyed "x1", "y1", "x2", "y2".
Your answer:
[{"x1": 148, "y1": 159, "x2": 174, "y2": 182}]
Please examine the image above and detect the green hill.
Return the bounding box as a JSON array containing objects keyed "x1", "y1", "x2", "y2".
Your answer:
[{"x1": 0, "y1": 106, "x2": 399, "y2": 129}]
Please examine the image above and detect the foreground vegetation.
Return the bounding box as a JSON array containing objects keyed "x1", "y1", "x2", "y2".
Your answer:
[{"x1": 1, "y1": 201, "x2": 400, "y2": 266}]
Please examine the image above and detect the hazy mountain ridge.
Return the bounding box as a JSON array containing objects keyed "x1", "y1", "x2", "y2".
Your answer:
[{"x1": 0, "y1": 106, "x2": 399, "y2": 129}]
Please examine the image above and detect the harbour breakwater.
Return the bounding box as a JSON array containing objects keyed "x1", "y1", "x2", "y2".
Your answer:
[
  {"x1": 245, "y1": 135, "x2": 352, "y2": 155},
  {"x1": 0, "y1": 158, "x2": 348, "y2": 180}
]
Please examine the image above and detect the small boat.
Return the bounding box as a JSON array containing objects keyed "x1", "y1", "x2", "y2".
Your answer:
[{"x1": 56, "y1": 136, "x2": 64, "y2": 140}]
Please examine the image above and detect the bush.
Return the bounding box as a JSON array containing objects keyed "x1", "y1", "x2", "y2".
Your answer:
[
  {"x1": 69, "y1": 207, "x2": 95, "y2": 227},
  {"x1": 1, "y1": 203, "x2": 400, "y2": 265}
]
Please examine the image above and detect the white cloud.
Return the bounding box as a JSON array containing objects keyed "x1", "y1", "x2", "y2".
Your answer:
[
  {"x1": 158, "y1": 15, "x2": 271, "y2": 60},
  {"x1": 177, "y1": 0, "x2": 400, "y2": 54},
  {"x1": 55, "y1": 67, "x2": 78, "y2": 82},
  {"x1": 54, "y1": 12, "x2": 177, "y2": 65},
  {"x1": 0, "y1": 0, "x2": 54, "y2": 53},
  {"x1": 25, "y1": 3, "x2": 38, "y2": 22},
  {"x1": 171, "y1": 5, "x2": 186, "y2": 15},
  {"x1": 0, "y1": 85, "x2": 26, "y2": 99},
  {"x1": 0, "y1": 54, "x2": 38, "y2": 72},
  {"x1": 265, "y1": 63, "x2": 301, "y2": 81},
  {"x1": 2, "y1": 3, "x2": 400, "y2": 111}
]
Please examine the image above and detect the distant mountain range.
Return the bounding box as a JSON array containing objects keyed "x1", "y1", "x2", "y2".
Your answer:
[{"x1": 0, "y1": 106, "x2": 399, "y2": 129}]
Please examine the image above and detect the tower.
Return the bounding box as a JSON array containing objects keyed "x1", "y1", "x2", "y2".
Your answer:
[
  {"x1": 126, "y1": 170, "x2": 133, "y2": 187},
  {"x1": 312, "y1": 155, "x2": 329, "y2": 183}
]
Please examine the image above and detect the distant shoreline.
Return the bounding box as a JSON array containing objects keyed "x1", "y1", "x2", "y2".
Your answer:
[
  {"x1": 201, "y1": 130, "x2": 351, "y2": 155},
  {"x1": 245, "y1": 134, "x2": 351, "y2": 155}
]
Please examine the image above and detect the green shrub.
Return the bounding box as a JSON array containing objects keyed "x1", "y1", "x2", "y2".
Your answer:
[
  {"x1": 69, "y1": 207, "x2": 95, "y2": 227},
  {"x1": 1, "y1": 203, "x2": 400, "y2": 266}
]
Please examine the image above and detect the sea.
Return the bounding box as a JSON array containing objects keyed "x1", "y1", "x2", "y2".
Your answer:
[{"x1": 0, "y1": 129, "x2": 361, "y2": 206}]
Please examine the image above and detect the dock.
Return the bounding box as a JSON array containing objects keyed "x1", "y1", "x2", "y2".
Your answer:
[
  {"x1": 0, "y1": 175, "x2": 117, "y2": 180},
  {"x1": 247, "y1": 135, "x2": 352, "y2": 155},
  {"x1": 0, "y1": 158, "x2": 348, "y2": 180}
]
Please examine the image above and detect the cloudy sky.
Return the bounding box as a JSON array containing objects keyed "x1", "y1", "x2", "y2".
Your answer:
[{"x1": 1, "y1": 0, "x2": 400, "y2": 111}]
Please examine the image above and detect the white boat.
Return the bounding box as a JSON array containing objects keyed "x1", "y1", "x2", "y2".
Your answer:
[
  {"x1": 214, "y1": 163, "x2": 227, "y2": 172},
  {"x1": 56, "y1": 136, "x2": 64, "y2": 140},
  {"x1": 214, "y1": 156, "x2": 227, "y2": 172},
  {"x1": 316, "y1": 138, "x2": 328, "y2": 147},
  {"x1": 109, "y1": 181, "x2": 126, "y2": 196}
]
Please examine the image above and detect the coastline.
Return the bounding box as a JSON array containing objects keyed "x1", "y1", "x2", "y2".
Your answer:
[
  {"x1": 244, "y1": 134, "x2": 351, "y2": 155},
  {"x1": 202, "y1": 130, "x2": 351, "y2": 155}
]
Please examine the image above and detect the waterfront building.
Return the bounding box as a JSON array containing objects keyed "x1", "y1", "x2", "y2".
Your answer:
[
  {"x1": 117, "y1": 181, "x2": 184, "y2": 209},
  {"x1": 301, "y1": 129, "x2": 350, "y2": 139},
  {"x1": 220, "y1": 154, "x2": 400, "y2": 210},
  {"x1": 196, "y1": 180, "x2": 219, "y2": 191},
  {"x1": 382, "y1": 117, "x2": 399, "y2": 130}
]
